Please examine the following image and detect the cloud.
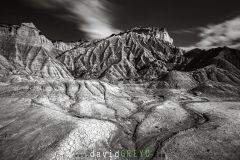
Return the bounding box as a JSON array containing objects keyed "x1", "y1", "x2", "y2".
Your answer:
[
  {"x1": 24, "y1": 0, "x2": 120, "y2": 39},
  {"x1": 171, "y1": 28, "x2": 197, "y2": 34},
  {"x1": 182, "y1": 16, "x2": 240, "y2": 50}
]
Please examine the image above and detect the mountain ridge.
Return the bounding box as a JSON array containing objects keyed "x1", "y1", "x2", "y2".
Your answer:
[{"x1": 0, "y1": 22, "x2": 239, "y2": 93}]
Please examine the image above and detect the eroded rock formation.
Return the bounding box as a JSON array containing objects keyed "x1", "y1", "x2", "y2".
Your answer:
[
  {"x1": 0, "y1": 23, "x2": 73, "y2": 80},
  {"x1": 58, "y1": 26, "x2": 181, "y2": 81}
]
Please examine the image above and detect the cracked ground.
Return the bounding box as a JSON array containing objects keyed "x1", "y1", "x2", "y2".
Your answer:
[{"x1": 0, "y1": 80, "x2": 239, "y2": 160}]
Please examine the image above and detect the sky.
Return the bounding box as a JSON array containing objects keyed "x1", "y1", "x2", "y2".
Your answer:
[{"x1": 0, "y1": 0, "x2": 240, "y2": 49}]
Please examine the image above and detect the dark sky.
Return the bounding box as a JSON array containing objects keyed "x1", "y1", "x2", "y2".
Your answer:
[{"x1": 0, "y1": 0, "x2": 240, "y2": 48}]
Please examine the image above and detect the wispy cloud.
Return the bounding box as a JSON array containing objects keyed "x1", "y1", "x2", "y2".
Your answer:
[
  {"x1": 182, "y1": 16, "x2": 240, "y2": 50},
  {"x1": 171, "y1": 28, "x2": 197, "y2": 34},
  {"x1": 24, "y1": 0, "x2": 120, "y2": 39}
]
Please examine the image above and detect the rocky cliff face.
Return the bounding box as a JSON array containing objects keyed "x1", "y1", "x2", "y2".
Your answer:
[
  {"x1": 58, "y1": 26, "x2": 181, "y2": 81},
  {"x1": 0, "y1": 23, "x2": 240, "y2": 160},
  {"x1": 0, "y1": 23, "x2": 53, "y2": 51},
  {"x1": 0, "y1": 23, "x2": 73, "y2": 81},
  {"x1": 53, "y1": 41, "x2": 84, "y2": 52}
]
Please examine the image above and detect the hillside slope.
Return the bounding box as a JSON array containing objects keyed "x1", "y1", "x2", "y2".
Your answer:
[
  {"x1": 58, "y1": 27, "x2": 183, "y2": 81},
  {"x1": 0, "y1": 23, "x2": 73, "y2": 81}
]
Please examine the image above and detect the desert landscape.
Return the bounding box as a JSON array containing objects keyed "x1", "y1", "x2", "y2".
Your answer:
[{"x1": 0, "y1": 22, "x2": 239, "y2": 160}]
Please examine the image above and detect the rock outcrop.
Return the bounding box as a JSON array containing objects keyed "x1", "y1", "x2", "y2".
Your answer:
[
  {"x1": 53, "y1": 41, "x2": 84, "y2": 52},
  {"x1": 58, "y1": 26, "x2": 182, "y2": 81},
  {"x1": 0, "y1": 23, "x2": 73, "y2": 80},
  {"x1": 0, "y1": 23, "x2": 54, "y2": 51}
]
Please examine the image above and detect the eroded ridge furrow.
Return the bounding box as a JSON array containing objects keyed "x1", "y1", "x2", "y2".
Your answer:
[
  {"x1": 127, "y1": 91, "x2": 166, "y2": 159},
  {"x1": 149, "y1": 100, "x2": 210, "y2": 160}
]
